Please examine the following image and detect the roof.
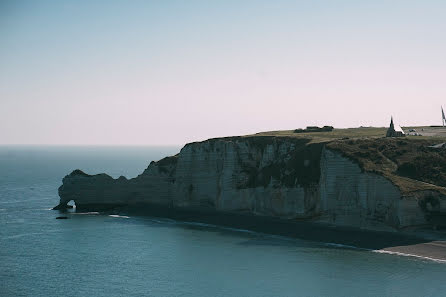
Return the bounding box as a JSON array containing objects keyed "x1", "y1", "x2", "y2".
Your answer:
[{"x1": 394, "y1": 125, "x2": 405, "y2": 134}]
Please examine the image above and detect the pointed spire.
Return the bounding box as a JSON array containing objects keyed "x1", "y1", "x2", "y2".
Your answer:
[{"x1": 442, "y1": 107, "x2": 446, "y2": 126}]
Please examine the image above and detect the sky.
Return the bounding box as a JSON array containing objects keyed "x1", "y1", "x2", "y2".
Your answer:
[{"x1": 1, "y1": 0, "x2": 446, "y2": 145}]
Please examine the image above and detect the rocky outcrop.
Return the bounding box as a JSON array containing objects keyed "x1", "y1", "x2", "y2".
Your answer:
[{"x1": 55, "y1": 136, "x2": 446, "y2": 231}]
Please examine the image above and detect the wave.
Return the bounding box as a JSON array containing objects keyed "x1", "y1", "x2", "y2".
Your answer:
[
  {"x1": 373, "y1": 249, "x2": 446, "y2": 263},
  {"x1": 43, "y1": 209, "x2": 446, "y2": 264},
  {"x1": 325, "y1": 243, "x2": 446, "y2": 263},
  {"x1": 324, "y1": 242, "x2": 368, "y2": 251},
  {"x1": 109, "y1": 214, "x2": 130, "y2": 219},
  {"x1": 146, "y1": 218, "x2": 177, "y2": 225},
  {"x1": 178, "y1": 220, "x2": 257, "y2": 235},
  {"x1": 174, "y1": 221, "x2": 446, "y2": 264},
  {"x1": 3, "y1": 229, "x2": 61, "y2": 239},
  {"x1": 5, "y1": 232, "x2": 45, "y2": 239}
]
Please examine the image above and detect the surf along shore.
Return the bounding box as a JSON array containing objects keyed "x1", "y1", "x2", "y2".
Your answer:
[
  {"x1": 55, "y1": 126, "x2": 446, "y2": 262},
  {"x1": 65, "y1": 203, "x2": 446, "y2": 262}
]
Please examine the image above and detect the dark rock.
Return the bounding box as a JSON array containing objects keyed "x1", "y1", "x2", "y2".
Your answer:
[
  {"x1": 52, "y1": 204, "x2": 65, "y2": 210},
  {"x1": 52, "y1": 203, "x2": 74, "y2": 210}
]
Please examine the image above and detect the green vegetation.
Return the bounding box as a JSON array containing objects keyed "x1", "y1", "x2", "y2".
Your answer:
[
  {"x1": 327, "y1": 137, "x2": 446, "y2": 195},
  {"x1": 243, "y1": 127, "x2": 446, "y2": 195},
  {"x1": 235, "y1": 137, "x2": 324, "y2": 189},
  {"x1": 249, "y1": 127, "x2": 388, "y2": 143}
]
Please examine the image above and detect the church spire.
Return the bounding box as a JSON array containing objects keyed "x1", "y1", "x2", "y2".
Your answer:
[
  {"x1": 442, "y1": 107, "x2": 445, "y2": 127},
  {"x1": 386, "y1": 116, "x2": 405, "y2": 137}
]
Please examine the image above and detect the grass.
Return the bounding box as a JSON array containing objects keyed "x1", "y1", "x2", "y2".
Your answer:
[
  {"x1": 240, "y1": 127, "x2": 446, "y2": 196},
  {"x1": 327, "y1": 137, "x2": 446, "y2": 196},
  {"x1": 249, "y1": 127, "x2": 388, "y2": 143}
]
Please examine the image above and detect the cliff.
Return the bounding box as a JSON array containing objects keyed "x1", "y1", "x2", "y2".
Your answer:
[{"x1": 55, "y1": 132, "x2": 446, "y2": 232}]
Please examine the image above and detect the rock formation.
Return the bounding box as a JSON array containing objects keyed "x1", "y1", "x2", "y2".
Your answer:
[{"x1": 55, "y1": 136, "x2": 446, "y2": 231}]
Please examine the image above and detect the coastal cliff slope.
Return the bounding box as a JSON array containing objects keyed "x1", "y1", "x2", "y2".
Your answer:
[{"x1": 55, "y1": 128, "x2": 446, "y2": 232}]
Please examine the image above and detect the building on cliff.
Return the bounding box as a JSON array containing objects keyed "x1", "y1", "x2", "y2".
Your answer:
[
  {"x1": 442, "y1": 106, "x2": 446, "y2": 127},
  {"x1": 386, "y1": 117, "x2": 405, "y2": 137}
]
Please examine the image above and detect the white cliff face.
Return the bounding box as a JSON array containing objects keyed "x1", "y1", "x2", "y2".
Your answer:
[
  {"x1": 319, "y1": 148, "x2": 426, "y2": 230},
  {"x1": 171, "y1": 139, "x2": 319, "y2": 218},
  {"x1": 57, "y1": 137, "x2": 434, "y2": 230}
]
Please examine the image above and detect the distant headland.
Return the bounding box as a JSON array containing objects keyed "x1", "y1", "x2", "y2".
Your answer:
[{"x1": 53, "y1": 123, "x2": 446, "y2": 260}]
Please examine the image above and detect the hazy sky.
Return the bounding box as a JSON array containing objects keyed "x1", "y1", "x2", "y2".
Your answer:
[{"x1": 1, "y1": 0, "x2": 446, "y2": 145}]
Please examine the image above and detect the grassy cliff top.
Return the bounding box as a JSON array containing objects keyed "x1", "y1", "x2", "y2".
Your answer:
[
  {"x1": 327, "y1": 137, "x2": 446, "y2": 196},
  {"x1": 249, "y1": 126, "x2": 446, "y2": 143},
  {"x1": 250, "y1": 127, "x2": 386, "y2": 142},
  {"x1": 245, "y1": 126, "x2": 446, "y2": 196}
]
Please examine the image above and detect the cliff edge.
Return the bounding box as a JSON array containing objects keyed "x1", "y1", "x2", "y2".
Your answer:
[{"x1": 55, "y1": 129, "x2": 446, "y2": 232}]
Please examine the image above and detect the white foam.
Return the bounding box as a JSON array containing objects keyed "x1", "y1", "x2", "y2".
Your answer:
[
  {"x1": 73, "y1": 212, "x2": 100, "y2": 215},
  {"x1": 149, "y1": 218, "x2": 172, "y2": 224},
  {"x1": 109, "y1": 214, "x2": 130, "y2": 219},
  {"x1": 373, "y1": 249, "x2": 446, "y2": 263},
  {"x1": 180, "y1": 221, "x2": 256, "y2": 234},
  {"x1": 6, "y1": 232, "x2": 45, "y2": 239},
  {"x1": 324, "y1": 243, "x2": 446, "y2": 263},
  {"x1": 324, "y1": 242, "x2": 368, "y2": 250},
  {"x1": 67, "y1": 212, "x2": 444, "y2": 263}
]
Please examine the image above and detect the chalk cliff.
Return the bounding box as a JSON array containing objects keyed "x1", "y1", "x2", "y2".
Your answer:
[{"x1": 55, "y1": 136, "x2": 446, "y2": 231}]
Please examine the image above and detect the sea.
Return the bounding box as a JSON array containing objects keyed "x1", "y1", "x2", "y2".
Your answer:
[{"x1": 1, "y1": 146, "x2": 445, "y2": 297}]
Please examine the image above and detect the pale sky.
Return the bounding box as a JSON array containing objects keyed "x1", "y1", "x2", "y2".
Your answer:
[{"x1": 1, "y1": 0, "x2": 446, "y2": 145}]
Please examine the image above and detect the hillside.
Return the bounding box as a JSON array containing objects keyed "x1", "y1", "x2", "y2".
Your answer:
[{"x1": 247, "y1": 127, "x2": 446, "y2": 196}]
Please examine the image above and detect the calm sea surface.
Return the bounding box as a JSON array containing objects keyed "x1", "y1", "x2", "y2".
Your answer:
[{"x1": 1, "y1": 146, "x2": 445, "y2": 297}]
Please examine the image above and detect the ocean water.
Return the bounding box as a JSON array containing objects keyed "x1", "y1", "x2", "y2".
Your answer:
[{"x1": 1, "y1": 146, "x2": 445, "y2": 297}]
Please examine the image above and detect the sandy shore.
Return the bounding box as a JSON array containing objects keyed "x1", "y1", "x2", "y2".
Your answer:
[{"x1": 378, "y1": 241, "x2": 446, "y2": 262}]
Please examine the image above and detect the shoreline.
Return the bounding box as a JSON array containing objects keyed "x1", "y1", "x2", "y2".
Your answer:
[
  {"x1": 376, "y1": 241, "x2": 446, "y2": 262},
  {"x1": 59, "y1": 203, "x2": 446, "y2": 262}
]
